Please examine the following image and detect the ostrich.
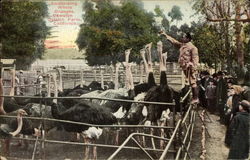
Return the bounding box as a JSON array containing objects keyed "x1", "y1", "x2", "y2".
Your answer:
[
  {"x1": 0, "y1": 75, "x2": 40, "y2": 155},
  {"x1": 0, "y1": 109, "x2": 27, "y2": 155},
  {"x1": 0, "y1": 109, "x2": 27, "y2": 138},
  {"x1": 50, "y1": 100, "x2": 117, "y2": 159},
  {"x1": 133, "y1": 43, "x2": 156, "y2": 96},
  {"x1": 144, "y1": 41, "x2": 174, "y2": 149}
]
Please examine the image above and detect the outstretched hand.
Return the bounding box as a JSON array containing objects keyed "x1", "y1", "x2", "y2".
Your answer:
[{"x1": 158, "y1": 30, "x2": 167, "y2": 36}]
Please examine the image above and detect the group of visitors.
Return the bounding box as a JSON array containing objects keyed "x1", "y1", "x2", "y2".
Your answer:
[
  {"x1": 198, "y1": 70, "x2": 249, "y2": 159},
  {"x1": 15, "y1": 70, "x2": 44, "y2": 95}
]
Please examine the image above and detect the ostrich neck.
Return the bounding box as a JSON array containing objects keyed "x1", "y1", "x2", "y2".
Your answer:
[
  {"x1": 56, "y1": 68, "x2": 63, "y2": 92},
  {"x1": 139, "y1": 62, "x2": 144, "y2": 84},
  {"x1": 125, "y1": 51, "x2": 131, "y2": 90},
  {"x1": 141, "y1": 54, "x2": 149, "y2": 75},
  {"x1": 51, "y1": 102, "x2": 61, "y2": 119},
  {"x1": 114, "y1": 63, "x2": 120, "y2": 90},
  {"x1": 10, "y1": 115, "x2": 23, "y2": 137}
]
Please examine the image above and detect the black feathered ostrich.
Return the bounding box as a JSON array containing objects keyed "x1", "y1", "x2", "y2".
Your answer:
[
  {"x1": 50, "y1": 99, "x2": 117, "y2": 160},
  {"x1": 144, "y1": 41, "x2": 173, "y2": 149},
  {"x1": 0, "y1": 109, "x2": 28, "y2": 156},
  {"x1": 0, "y1": 75, "x2": 40, "y2": 156},
  {"x1": 133, "y1": 43, "x2": 156, "y2": 96}
]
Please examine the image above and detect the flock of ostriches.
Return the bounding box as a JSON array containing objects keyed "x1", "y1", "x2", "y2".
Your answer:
[{"x1": 0, "y1": 41, "x2": 190, "y2": 159}]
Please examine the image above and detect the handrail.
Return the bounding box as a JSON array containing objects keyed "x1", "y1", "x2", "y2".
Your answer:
[
  {"x1": 159, "y1": 119, "x2": 182, "y2": 160},
  {"x1": 175, "y1": 110, "x2": 194, "y2": 160},
  {"x1": 182, "y1": 104, "x2": 192, "y2": 124},
  {"x1": 0, "y1": 95, "x2": 175, "y2": 106},
  {"x1": 180, "y1": 88, "x2": 191, "y2": 103},
  {"x1": 107, "y1": 132, "x2": 171, "y2": 160},
  {"x1": 9, "y1": 136, "x2": 175, "y2": 153},
  {"x1": 0, "y1": 115, "x2": 175, "y2": 129}
]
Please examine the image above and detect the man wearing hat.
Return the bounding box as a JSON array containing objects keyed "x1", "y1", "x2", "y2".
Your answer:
[
  {"x1": 227, "y1": 100, "x2": 249, "y2": 159},
  {"x1": 17, "y1": 70, "x2": 25, "y2": 95},
  {"x1": 216, "y1": 71, "x2": 228, "y2": 123},
  {"x1": 160, "y1": 31, "x2": 199, "y2": 104}
]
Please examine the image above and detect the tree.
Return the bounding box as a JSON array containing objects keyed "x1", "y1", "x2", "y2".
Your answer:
[
  {"x1": 0, "y1": 1, "x2": 50, "y2": 69},
  {"x1": 192, "y1": 0, "x2": 250, "y2": 68},
  {"x1": 167, "y1": 5, "x2": 183, "y2": 26},
  {"x1": 76, "y1": 0, "x2": 159, "y2": 66},
  {"x1": 192, "y1": 24, "x2": 226, "y2": 69},
  {"x1": 243, "y1": 24, "x2": 250, "y2": 64}
]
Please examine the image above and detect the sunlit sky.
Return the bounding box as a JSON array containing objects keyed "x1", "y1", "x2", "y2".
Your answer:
[{"x1": 45, "y1": 0, "x2": 200, "y2": 49}]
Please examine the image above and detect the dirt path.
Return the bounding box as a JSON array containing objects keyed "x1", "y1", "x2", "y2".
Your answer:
[
  {"x1": 190, "y1": 111, "x2": 229, "y2": 160},
  {"x1": 205, "y1": 114, "x2": 229, "y2": 160}
]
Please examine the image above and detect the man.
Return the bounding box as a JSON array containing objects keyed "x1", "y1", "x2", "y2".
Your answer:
[
  {"x1": 199, "y1": 71, "x2": 210, "y2": 108},
  {"x1": 160, "y1": 31, "x2": 199, "y2": 103},
  {"x1": 17, "y1": 70, "x2": 25, "y2": 95},
  {"x1": 216, "y1": 71, "x2": 228, "y2": 124},
  {"x1": 227, "y1": 100, "x2": 249, "y2": 159},
  {"x1": 35, "y1": 70, "x2": 43, "y2": 94}
]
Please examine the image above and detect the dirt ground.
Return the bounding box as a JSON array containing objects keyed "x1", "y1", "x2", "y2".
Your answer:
[{"x1": 189, "y1": 110, "x2": 229, "y2": 160}]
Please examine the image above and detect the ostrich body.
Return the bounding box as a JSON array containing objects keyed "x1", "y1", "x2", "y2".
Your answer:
[
  {"x1": 51, "y1": 100, "x2": 117, "y2": 159},
  {"x1": 133, "y1": 43, "x2": 156, "y2": 97},
  {"x1": 144, "y1": 41, "x2": 174, "y2": 149},
  {"x1": 0, "y1": 109, "x2": 30, "y2": 156},
  {"x1": 0, "y1": 109, "x2": 27, "y2": 138}
]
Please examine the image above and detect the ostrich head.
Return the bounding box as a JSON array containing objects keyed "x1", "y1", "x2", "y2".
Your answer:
[
  {"x1": 17, "y1": 109, "x2": 28, "y2": 117},
  {"x1": 145, "y1": 42, "x2": 152, "y2": 50},
  {"x1": 125, "y1": 48, "x2": 132, "y2": 55},
  {"x1": 140, "y1": 49, "x2": 146, "y2": 57}
]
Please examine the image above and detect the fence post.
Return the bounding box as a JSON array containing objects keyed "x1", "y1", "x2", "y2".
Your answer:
[
  {"x1": 80, "y1": 69, "x2": 84, "y2": 87},
  {"x1": 100, "y1": 70, "x2": 104, "y2": 89},
  {"x1": 47, "y1": 74, "x2": 51, "y2": 97}
]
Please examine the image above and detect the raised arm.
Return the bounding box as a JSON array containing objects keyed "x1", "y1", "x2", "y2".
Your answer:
[
  {"x1": 160, "y1": 31, "x2": 182, "y2": 46},
  {"x1": 191, "y1": 46, "x2": 199, "y2": 70}
]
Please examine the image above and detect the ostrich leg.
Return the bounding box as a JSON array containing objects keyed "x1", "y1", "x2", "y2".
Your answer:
[
  {"x1": 93, "y1": 139, "x2": 97, "y2": 160},
  {"x1": 140, "y1": 49, "x2": 149, "y2": 82},
  {"x1": 0, "y1": 78, "x2": 6, "y2": 115},
  {"x1": 139, "y1": 61, "x2": 144, "y2": 83},
  {"x1": 115, "y1": 130, "x2": 120, "y2": 145},
  {"x1": 150, "y1": 122, "x2": 156, "y2": 149},
  {"x1": 145, "y1": 42, "x2": 153, "y2": 73},
  {"x1": 162, "y1": 52, "x2": 168, "y2": 72},
  {"x1": 114, "y1": 63, "x2": 121, "y2": 90},
  {"x1": 83, "y1": 136, "x2": 90, "y2": 160},
  {"x1": 160, "y1": 120, "x2": 166, "y2": 149},
  {"x1": 157, "y1": 41, "x2": 166, "y2": 72},
  {"x1": 125, "y1": 48, "x2": 132, "y2": 89},
  {"x1": 1, "y1": 139, "x2": 10, "y2": 156}
]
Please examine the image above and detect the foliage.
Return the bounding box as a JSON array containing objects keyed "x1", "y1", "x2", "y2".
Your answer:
[
  {"x1": 192, "y1": 24, "x2": 225, "y2": 67},
  {"x1": 192, "y1": 0, "x2": 250, "y2": 69},
  {"x1": 76, "y1": 0, "x2": 159, "y2": 66},
  {"x1": 0, "y1": 1, "x2": 50, "y2": 69},
  {"x1": 167, "y1": 5, "x2": 183, "y2": 25}
]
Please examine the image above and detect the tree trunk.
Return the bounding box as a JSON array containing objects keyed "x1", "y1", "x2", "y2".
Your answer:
[
  {"x1": 235, "y1": 2, "x2": 244, "y2": 67},
  {"x1": 225, "y1": 21, "x2": 232, "y2": 73}
]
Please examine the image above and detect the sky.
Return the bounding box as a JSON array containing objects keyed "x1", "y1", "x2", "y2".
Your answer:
[{"x1": 45, "y1": 0, "x2": 200, "y2": 49}]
